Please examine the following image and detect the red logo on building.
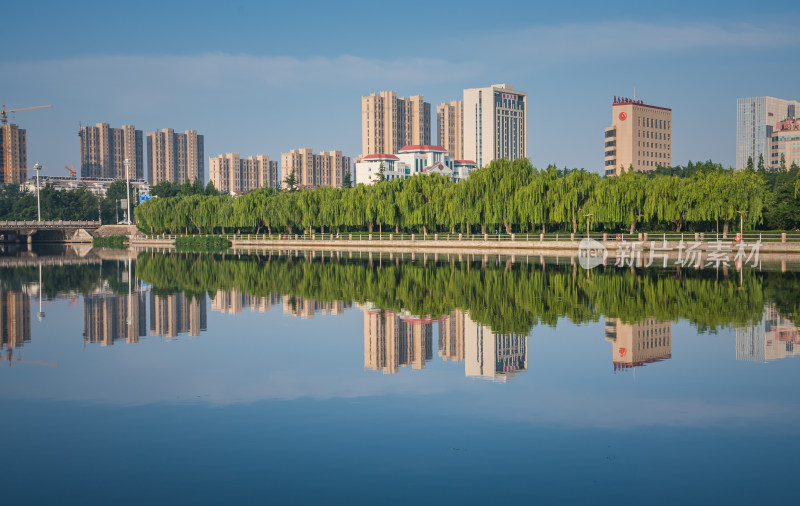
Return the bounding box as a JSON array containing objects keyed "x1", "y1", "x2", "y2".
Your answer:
[{"x1": 619, "y1": 112, "x2": 627, "y2": 121}]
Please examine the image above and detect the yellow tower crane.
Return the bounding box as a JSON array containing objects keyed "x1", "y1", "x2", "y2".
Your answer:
[{"x1": 1, "y1": 103, "x2": 52, "y2": 125}]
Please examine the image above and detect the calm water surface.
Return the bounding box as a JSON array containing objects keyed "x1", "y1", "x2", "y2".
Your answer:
[{"x1": 1, "y1": 248, "x2": 798, "y2": 505}]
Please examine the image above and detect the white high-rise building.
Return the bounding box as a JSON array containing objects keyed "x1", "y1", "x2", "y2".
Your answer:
[
  {"x1": 463, "y1": 84, "x2": 528, "y2": 168},
  {"x1": 736, "y1": 96, "x2": 800, "y2": 169}
]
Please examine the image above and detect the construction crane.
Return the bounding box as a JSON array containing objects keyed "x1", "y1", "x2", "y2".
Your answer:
[
  {"x1": 1, "y1": 104, "x2": 52, "y2": 126},
  {"x1": 64, "y1": 164, "x2": 77, "y2": 178}
]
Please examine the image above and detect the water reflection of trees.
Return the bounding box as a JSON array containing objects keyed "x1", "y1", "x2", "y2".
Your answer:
[{"x1": 134, "y1": 251, "x2": 773, "y2": 334}]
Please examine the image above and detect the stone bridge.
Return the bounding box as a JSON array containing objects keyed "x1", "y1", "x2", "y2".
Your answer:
[{"x1": 0, "y1": 220, "x2": 101, "y2": 245}]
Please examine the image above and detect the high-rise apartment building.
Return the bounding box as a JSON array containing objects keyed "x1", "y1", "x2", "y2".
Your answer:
[
  {"x1": 361, "y1": 91, "x2": 431, "y2": 156},
  {"x1": 463, "y1": 84, "x2": 528, "y2": 169},
  {"x1": 208, "y1": 153, "x2": 280, "y2": 194},
  {"x1": 437, "y1": 100, "x2": 464, "y2": 160},
  {"x1": 83, "y1": 292, "x2": 147, "y2": 346},
  {"x1": 282, "y1": 295, "x2": 347, "y2": 319},
  {"x1": 736, "y1": 96, "x2": 800, "y2": 169},
  {"x1": 604, "y1": 96, "x2": 672, "y2": 176},
  {"x1": 770, "y1": 118, "x2": 800, "y2": 170},
  {"x1": 79, "y1": 123, "x2": 144, "y2": 179},
  {"x1": 1, "y1": 289, "x2": 31, "y2": 352},
  {"x1": 0, "y1": 124, "x2": 27, "y2": 183},
  {"x1": 150, "y1": 292, "x2": 207, "y2": 338},
  {"x1": 439, "y1": 309, "x2": 466, "y2": 362},
  {"x1": 604, "y1": 318, "x2": 671, "y2": 371},
  {"x1": 146, "y1": 129, "x2": 204, "y2": 185},
  {"x1": 362, "y1": 305, "x2": 434, "y2": 374},
  {"x1": 212, "y1": 290, "x2": 280, "y2": 314},
  {"x1": 280, "y1": 148, "x2": 351, "y2": 188}
]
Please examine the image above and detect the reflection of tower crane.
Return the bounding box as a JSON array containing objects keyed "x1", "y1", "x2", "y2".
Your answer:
[
  {"x1": 1, "y1": 104, "x2": 52, "y2": 126},
  {"x1": 0, "y1": 349, "x2": 58, "y2": 368},
  {"x1": 64, "y1": 164, "x2": 77, "y2": 178}
]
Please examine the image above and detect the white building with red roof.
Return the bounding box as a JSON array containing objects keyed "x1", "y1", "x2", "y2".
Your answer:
[{"x1": 354, "y1": 145, "x2": 477, "y2": 185}]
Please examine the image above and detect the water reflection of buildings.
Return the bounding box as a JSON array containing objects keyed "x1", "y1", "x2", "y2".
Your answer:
[
  {"x1": 282, "y1": 296, "x2": 349, "y2": 319},
  {"x1": 363, "y1": 305, "x2": 434, "y2": 374},
  {"x1": 604, "y1": 318, "x2": 672, "y2": 371},
  {"x1": 458, "y1": 310, "x2": 528, "y2": 382},
  {"x1": 83, "y1": 292, "x2": 147, "y2": 345},
  {"x1": 211, "y1": 290, "x2": 281, "y2": 314},
  {"x1": 150, "y1": 292, "x2": 207, "y2": 338},
  {"x1": 364, "y1": 307, "x2": 527, "y2": 381},
  {"x1": 736, "y1": 305, "x2": 799, "y2": 362},
  {"x1": 1, "y1": 289, "x2": 31, "y2": 352}
]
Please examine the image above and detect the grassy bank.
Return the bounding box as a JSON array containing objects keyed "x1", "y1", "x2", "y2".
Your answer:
[
  {"x1": 92, "y1": 235, "x2": 128, "y2": 249},
  {"x1": 174, "y1": 235, "x2": 232, "y2": 252}
]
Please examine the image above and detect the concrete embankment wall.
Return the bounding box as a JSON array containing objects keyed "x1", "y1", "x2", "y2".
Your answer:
[{"x1": 128, "y1": 235, "x2": 800, "y2": 256}]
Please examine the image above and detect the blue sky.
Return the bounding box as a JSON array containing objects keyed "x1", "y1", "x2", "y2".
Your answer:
[{"x1": 2, "y1": 0, "x2": 799, "y2": 179}]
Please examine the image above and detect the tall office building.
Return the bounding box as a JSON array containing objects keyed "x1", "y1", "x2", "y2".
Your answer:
[
  {"x1": 463, "y1": 84, "x2": 527, "y2": 169},
  {"x1": 437, "y1": 100, "x2": 464, "y2": 161},
  {"x1": 770, "y1": 118, "x2": 800, "y2": 170},
  {"x1": 362, "y1": 306, "x2": 434, "y2": 374},
  {"x1": 147, "y1": 128, "x2": 204, "y2": 185},
  {"x1": 79, "y1": 123, "x2": 144, "y2": 179},
  {"x1": 604, "y1": 318, "x2": 671, "y2": 371},
  {"x1": 736, "y1": 96, "x2": 800, "y2": 169},
  {"x1": 208, "y1": 153, "x2": 280, "y2": 194},
  {"x1": 280, "y1": 148, "x2": 351, "y2": 188},
  {"x1": 361, "y1": 91, "x2": 431, "y2": 156},
  {"x1": 83, "y1": 292, "x2": 147, "y2": 346},
  {"x1": 604, "y1": 96, "x2": 672, "y2": 176},
  {"x1": 0, "y1": 289, "x2": 31, "y2": 352},
  {"x1": 0, "y1": 124, "x2": 27, "y2": 183},
  {"x1": 150, "y1": 292, "x2": 207, "y2": 338}
]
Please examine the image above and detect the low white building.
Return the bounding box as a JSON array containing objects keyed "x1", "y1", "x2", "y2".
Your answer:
[{"x1": 355, "y1": 145, "x2": 477, "y2": 185}]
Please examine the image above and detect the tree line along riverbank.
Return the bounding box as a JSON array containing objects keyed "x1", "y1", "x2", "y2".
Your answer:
[{"x1": 134, "y1": 159, "x2": 790, "y2": 236}]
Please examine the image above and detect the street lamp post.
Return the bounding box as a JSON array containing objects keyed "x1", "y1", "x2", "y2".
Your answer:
[
  {"x1": 585, "y1": 213, "x2": 593, "y2": 238},
  {"x1": 124, "y1": 158, "x2": 132, "y2": 225},
  {"x1": 736, "y1": 210, "x2": 746, "y2": 239},
  {"x1": 34, "y1": 163, "x2": 42, "y2": 222}
]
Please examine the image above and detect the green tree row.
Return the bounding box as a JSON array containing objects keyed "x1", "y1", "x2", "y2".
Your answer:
[
  {"x1": 135, "y1": 251, "x2": 772, "y2": 334},
  {"x1": 135, "y1": 159, "x2": 773, "y2": 236}
]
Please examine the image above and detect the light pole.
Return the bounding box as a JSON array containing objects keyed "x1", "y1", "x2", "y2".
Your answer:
[
  {"x1": 124, "y1": 158, "x2": 132, "y2": 225},
  {"x1": 585, "y1": 213, "x2": 592, "y2": 238},
  {"x1": 34, "y1": 163, "x2": 42, "y2": 222},
  {"x1": 736, "y1": 210, "x2": 745, "y2": 239},
  {"x1": 37, "y1": 262, "x2": 45, "y2": 321}
]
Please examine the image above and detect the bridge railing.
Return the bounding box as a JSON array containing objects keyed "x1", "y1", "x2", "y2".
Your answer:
[{"x1": 0, "y1": 220, "x2": 101, "y2": 228}]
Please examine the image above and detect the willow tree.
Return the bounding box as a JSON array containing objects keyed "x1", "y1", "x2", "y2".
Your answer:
[
  {"x1": 397, "y1": 174, "x2": 450, "y2": 235},
  {"x1": 515, "y1": 167, "x2": 552, "y2": 233},
  {"x1": 590, "y1": 167, "x2": 647, "y2": 233},
  {"x1": 374, "y1": 179, "x2": 400, "y2": 234},
  {"x1": 645, "y1": 175, "x2": 693, "y2": 231},
  {"x1": 549, "y1": 169, "x2": 599, "y2": 234}
]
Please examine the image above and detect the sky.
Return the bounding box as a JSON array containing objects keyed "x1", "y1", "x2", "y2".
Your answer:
[{"x1": 2, "y1": 0, "x2": 799, "y2": 179}]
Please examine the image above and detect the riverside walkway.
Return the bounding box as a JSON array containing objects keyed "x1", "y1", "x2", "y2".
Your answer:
[{"x1": 130, "y1": 231, "x2": 800, "y2": 254}]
